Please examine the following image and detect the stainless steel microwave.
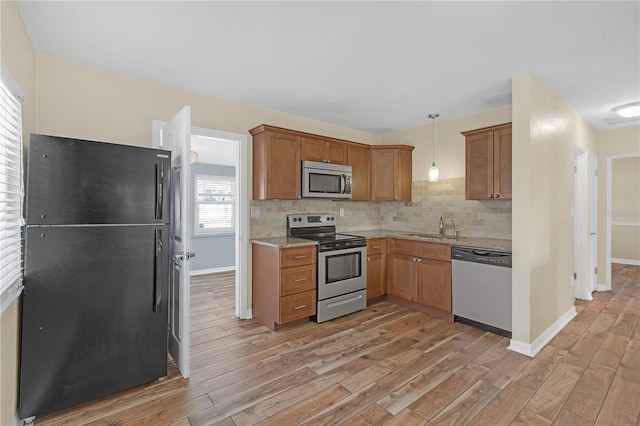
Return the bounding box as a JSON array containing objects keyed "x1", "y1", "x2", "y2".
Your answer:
[{"x1": 301, "y1": 160, "x2": 352, "y2": 199}]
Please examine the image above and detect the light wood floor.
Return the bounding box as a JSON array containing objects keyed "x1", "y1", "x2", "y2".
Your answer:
[{"x1": 36, "y1": 265, "x2": 640, "y2": 425}]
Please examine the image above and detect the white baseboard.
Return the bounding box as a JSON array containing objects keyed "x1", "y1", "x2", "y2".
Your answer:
[
  {"x1": 239, "y1": 308, "x2": 253, "y2": 320},
  {"x1": 612, "y1": 258, "x2": 640, "y2": 266},
  {"x1": 508, "y1": 305, "x2": 577, "y2": 358},
  {"x1": 597, "y1": 283, "x2": 609, "y2": 291},
  {"x1": 191, "y1": 266, "x2": 235, "y2": 276}
]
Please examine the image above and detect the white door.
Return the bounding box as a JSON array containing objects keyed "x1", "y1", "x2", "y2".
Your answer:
[
  {"x1": 160, "y1": 106, "x2": 193, "y2": 378},
  {"x1": 589, "y1": 153, "x2": 598, "y2": 293}
]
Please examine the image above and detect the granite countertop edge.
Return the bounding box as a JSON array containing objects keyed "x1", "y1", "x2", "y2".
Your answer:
[
  {"x1": 251, "y1": 230, "x2": 511, "y2": 251},
  {"x1": 250, "y1": 237, "x2": 318, "y2": 249}
]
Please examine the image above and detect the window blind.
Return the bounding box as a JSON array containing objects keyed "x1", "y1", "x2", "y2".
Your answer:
[
  {"x1": 0, "y1": 76, "x2": 24, "y2": 299},
  {"x1": 195, "y1": 174, "x2": 235, "y2": 233}
]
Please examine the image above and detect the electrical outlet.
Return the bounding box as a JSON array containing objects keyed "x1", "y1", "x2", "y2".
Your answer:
[{"x1": 339, "y1": 208, "x2": 344, "y2": 217}]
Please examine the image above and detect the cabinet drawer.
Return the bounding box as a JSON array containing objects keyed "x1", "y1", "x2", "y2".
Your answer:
[
  {"x1": 280, "y1": 264, "x2": 316, "y2": 296},
  {"x1": 389, "y1": 238, "x2": 417, "y2": 256},
  {"x1": 279, "y1": 291, "x2": 316, "y2": 324},
  {"x1": 367, "y1": 239, "x2": 386, "y2": 255},
  {"x1": 417, "y1": 242, "x2": 451, "y2": 262},
  {"x1": 280, "y1": 246, "x2": 316, "y2": 268}
]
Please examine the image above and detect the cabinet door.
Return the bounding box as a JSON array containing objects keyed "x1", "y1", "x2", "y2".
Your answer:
[
  {"x1": 325, "y1": 141, "x2": 348, "y2": 165},
  {"x1": 300, "y1": 137, "x2": 326, "y2": 163},
  {"x1": 301, "y1": 138, "x2": 348, "y2": 165},
  {"x1": 396, "y1": 148, "x2": 413, "y2": 202},
  {"x1": 267, "y1": 132, "x2": 301, "y2": 199},
  {"x1": 367, "y1": 253, "x2": 385, "y2": 300},
  {"x1": 386, "y1": 253, "x2": 417, "y2": 301},
  {"x1": 465, "y1": 132, "x2": 494, "y2": 200},
  {"x1": 371, "y1": 149, "x2": 396, "y2": 200},
  {"x1": 417, "y1": 258, "x2": 451, "y2": 312},
  {"x1": 348, "y1": 145, "x2": 371, "y2": 201},
  {"x1": 493, "y1": 128, "x2": 512, "y2": 200}
]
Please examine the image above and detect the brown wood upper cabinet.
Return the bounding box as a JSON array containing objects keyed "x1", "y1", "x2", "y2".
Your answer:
[
  {"x1": 347, "y1": 144, "x2": 371, "y2": 201},
  {"x1": 462, "y1": 123, "x2": 512, "y2": 200},
  {"x1": 301, "y1": 136, "x2": 348, "y2": 165},
  {"x1": 250, "y1": 125, "x2": 301, "y2": 200},
  {"x1": 370, "y1": 145, "x2": 414, "y2": 201}
]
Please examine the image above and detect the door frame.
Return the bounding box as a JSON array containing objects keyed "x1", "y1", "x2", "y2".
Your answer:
[
  {"x1": 153, "y1": 121, "x2": 250, "y2": 319},
  {"x1": 573, "y1": 146, "x2": 591, "y2": 300},
  {"x1": 606, "y1": 154, "x2": 640, "y2": 290}
]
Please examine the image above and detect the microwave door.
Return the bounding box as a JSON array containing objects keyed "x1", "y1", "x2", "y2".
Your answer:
[{"x1": 342, "y1": 174, "x2": 352, "y2": 196}]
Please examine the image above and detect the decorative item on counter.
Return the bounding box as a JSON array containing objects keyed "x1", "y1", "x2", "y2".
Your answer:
[{"x1": 428, "y1": 113, "x2": 440, "y2": 182}]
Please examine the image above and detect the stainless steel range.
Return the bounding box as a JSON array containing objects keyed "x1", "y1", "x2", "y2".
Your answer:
[{"x1": 287, "y1": 214, "x2": 367, "y2": 322}]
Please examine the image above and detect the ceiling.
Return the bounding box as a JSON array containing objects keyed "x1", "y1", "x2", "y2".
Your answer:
[
  {"x1": 17, "y1": 1, "x2": 640, "y2": 134},
  {"x1": 191, "y1": 135, "x2": 236, "y2": 167}
]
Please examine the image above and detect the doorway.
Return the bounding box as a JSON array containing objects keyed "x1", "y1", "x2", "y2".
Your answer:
[
  {"x1": 153, "y1": 121, "x2": 249, "y2": 320},
  {"x1": 606, "y1": 154, "x2": 640, "y2": 290}
]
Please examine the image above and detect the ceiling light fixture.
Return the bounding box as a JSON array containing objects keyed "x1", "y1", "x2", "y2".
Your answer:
[
  {"x1": 428, "y1": 113, "x2": 440, "y2": 182},
  {"x1": 613, "y1": 102, "x2": 640, "y2": 118},
  {"x1": 190, "y1": 150, "x2": 199, "y2": 163}
]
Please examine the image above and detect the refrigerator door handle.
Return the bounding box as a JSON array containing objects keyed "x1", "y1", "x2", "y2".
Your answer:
[
  {"x1": 153, "y1": 229, "x2": 163, "y2": 313},
  {"x1": 155, "y1": 162, "x2": 164, "y2": 220}
]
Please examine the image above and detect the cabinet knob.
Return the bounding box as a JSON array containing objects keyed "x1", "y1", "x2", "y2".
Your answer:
[
  {"x1": 488, "y1": 194, "x2": 494, "y2": 199},
  {"x1": 412, "y1": 257, "x2": 417, "y2": 262},
  {"x1": 417, "y1": 258, "x2": 422, "y2": 263},
  {"x1": 367, "y1": 256, "x2": 371, "y2": 261},
  {"x1": 394, "y1": 197, "x2": 398, "y2": 201},
  {"x1": 494, "y1": 193, "x2": 500, "y2": 198}
]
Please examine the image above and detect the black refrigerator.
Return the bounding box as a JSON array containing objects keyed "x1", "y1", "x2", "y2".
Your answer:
[{"x1": 19, "y1": 134, "x2": 171, "y2": 419}]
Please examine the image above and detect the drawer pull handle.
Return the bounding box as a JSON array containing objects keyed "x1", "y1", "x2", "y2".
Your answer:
[
  {"x1": 326, "y1": 294, "x2": 363, "y2": 308},
  {"x1": 294, "y1": 278, "x2": 307, "y2": 282},
  {"x1": 293, "y1": 255, "x2": 307, "y2": 259},
  {"x1": 293, "y1": 304, "x2": 307, "y2": 310},
  {"x1": 372, "y1": 245, "x2": 381, "y2": 249}
]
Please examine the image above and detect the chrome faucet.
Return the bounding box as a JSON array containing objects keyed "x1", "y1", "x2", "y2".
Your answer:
[{"x1": 449, "y1": 218, "x2": 459, "y2": 239}]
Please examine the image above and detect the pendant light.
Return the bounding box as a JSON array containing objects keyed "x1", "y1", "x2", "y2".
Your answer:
[{"x1": 428, "y1": 113, "x2": 440, "y2": 182}]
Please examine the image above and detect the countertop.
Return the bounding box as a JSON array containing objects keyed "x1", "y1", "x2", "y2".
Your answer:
[
  {"x1": 250, "y1": 237, "x2": 317, "y2": 249},
  {"x1": 251, "y1": 230, "x2": 511, "y2": 251},
  {"x1": 343, "y1": 229, "x2": 512, "y2": 251}
]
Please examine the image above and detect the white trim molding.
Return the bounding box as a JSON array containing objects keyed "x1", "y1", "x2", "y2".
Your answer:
[
  {"x1": 508, "y1": 306, "x2": 577, "y2": 357},
  {"x1": 597, "y1": 283, "x2": 608, "y2": 292}
]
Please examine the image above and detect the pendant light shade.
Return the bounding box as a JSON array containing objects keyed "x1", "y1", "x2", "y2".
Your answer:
[{"x1": 428, "y1": 113, "x2": 440, "y2": 182}]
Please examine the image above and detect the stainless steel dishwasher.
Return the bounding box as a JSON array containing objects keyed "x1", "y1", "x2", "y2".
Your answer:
[{"x1": 451, "y1": 246, "x2": 512, "y2": 337}]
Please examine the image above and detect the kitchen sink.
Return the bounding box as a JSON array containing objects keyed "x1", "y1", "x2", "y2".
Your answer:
[{"x1": 403, "y1": 232, "x2": 457, "y2": 240}]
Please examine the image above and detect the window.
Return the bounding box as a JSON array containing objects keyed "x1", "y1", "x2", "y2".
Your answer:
[
  {"x1": 195, "y1": 174, "x2": 235, "y2": 234},
  {"x1": 0, "y1": 66, "x2": 24, "y2": 306}
]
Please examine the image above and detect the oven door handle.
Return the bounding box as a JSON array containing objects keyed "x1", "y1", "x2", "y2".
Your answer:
[{"x1": 325, "y1": 294, "x2": 363, "y2": 308}]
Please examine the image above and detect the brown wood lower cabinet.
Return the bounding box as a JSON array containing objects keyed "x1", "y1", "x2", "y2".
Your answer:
[
  {"x1": 386, "y1": 238, "x2": 452, "y2": 314},
  {"x1": 252, "y1": 244, "x2": 316, "y2": 330},
  {"x1": 417, "y1": 257, "x2": 451, "y2": 312},
  {"x1": 366, "y1": 239, "x2": 386, "y2": 300}
]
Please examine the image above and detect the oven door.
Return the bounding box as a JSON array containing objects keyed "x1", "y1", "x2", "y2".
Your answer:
[{"x1": 317, "y1": 246, "x2": 367, "y2": 300}]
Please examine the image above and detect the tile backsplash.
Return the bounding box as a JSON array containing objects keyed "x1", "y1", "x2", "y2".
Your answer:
[{"x1": 250, "y1": 178, "x2": 512, "y2": 240}]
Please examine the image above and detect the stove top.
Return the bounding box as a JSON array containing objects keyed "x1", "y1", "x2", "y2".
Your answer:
[{"x1": 287, "y1": 213, "x2": 366, "y2": 250}]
